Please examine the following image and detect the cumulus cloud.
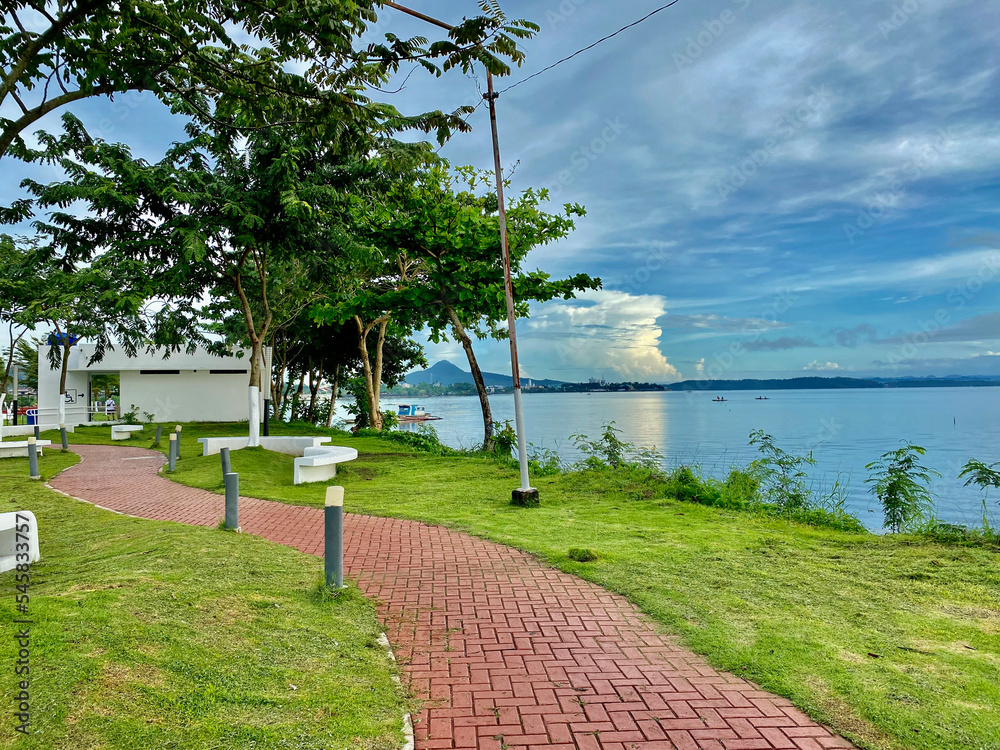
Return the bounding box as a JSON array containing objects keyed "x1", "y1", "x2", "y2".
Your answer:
[
  {"x1": 804, "y1": 360, "x2": 842, "y2": 371},
  {"x1": 524, "y1": 290, "x2": 681, "y2": 381}
]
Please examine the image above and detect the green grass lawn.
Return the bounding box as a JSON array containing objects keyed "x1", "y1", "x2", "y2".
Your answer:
[
  {"x1": 0, "y1": 446, "x2": 407, "y2": 750},
  {"x1": 39, "y1": 421, "x2": 1000, "y2": 750}
]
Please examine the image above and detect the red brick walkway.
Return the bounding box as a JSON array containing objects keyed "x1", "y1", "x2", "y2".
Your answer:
[{"x1": 50, "y1": 445, "x2": 855, "y2": 750}]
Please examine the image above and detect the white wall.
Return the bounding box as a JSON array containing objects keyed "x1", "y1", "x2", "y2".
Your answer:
[
  {"x1": 36, "y1": 353, "x2": 89, "y2": 423},
  {"x1": 120, "y1": 370, "x2": 254, "y2": 423},
  {"x1": 37, "y1": 344, "x2": 267, "y2": 425}
]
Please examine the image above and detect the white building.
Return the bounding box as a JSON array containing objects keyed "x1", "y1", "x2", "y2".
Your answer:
[{"x1": 37, "y1": 343, "x2": 271, "y2": 426}]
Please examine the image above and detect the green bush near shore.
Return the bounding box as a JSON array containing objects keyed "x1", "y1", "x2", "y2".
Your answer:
[
  {"x1": 0, "y1": 448, "x2": 406, "y2": 750},
  {"x1": 40, "y1": 421, "x2": 1000, "y2": 750}
]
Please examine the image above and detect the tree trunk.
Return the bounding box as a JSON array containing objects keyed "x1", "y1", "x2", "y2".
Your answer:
[
  {"x1": 232, "y1": 266, "x2": 270, "y2": 447},
  {"x1": 355, "y1": 315, "x2": 388, "y2": 431},
  {"x1": 326, "y1": 362, "x2": 340, "y2": 428},
  {"x1": 58, "y1": 339, "x2": 71, "y2": 425},
  {"x1": 0, "y1": 324, "x2": 25, "y2": 396},
  {"x1": 306, "y1": 362, "x2": 320, "y2": 424},
  {"x1": 247, "y1": 338, "x2": 263, "y2": 445},
  {"x1": 290, "y1": 372, "x2": 305, "y2": 421},
  {"x1": 445, "y1": 303, "x2": 494, "y2": 452}
]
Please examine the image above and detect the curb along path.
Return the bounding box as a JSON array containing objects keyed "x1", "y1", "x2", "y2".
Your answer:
[{"x1": 51, "y1": 445, "x2": 856, "y2": 750}]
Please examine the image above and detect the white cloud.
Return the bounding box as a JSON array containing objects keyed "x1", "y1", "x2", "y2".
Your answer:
[
  {"x1": 523, "y1": 290, "x2": 682, "y2": 381},
  {"x1": 804, "y1": 360, "x2": 842, "y2": 371}
]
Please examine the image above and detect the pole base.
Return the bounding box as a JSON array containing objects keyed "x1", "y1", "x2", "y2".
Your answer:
[{"x1": 511, "y1": 487, "x2": 540, "y2": 507}]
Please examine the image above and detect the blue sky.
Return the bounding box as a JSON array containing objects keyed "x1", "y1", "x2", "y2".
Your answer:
[{"x1": 4, "y1": 0, "x2": 1000, "y2": 382}]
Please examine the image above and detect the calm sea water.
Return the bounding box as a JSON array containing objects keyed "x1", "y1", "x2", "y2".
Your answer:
[{"x1": 378, "y1": 387, "x2": 1000, "y2": 531}]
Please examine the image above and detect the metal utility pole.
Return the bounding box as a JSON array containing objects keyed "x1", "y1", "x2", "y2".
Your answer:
[{"x1": 384, "y1": 2, "x2": 538, "y2": 503}]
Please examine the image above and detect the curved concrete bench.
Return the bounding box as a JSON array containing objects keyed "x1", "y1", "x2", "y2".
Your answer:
[
  {"x1": 293, "y1": 446, "x2": 359, "y2": 485},
  {"x1": 111, "y1": 424, "x2": 144, "y2": 440},
  {"x1": 198, "y1": 436, "x2": 331, "y2": 457},
  {"x1": 0, "y1": 440, "x2": 51, "y2": 459},
  {"x1": 0, "y1": 510, "x2": 40, "y2": 573}
]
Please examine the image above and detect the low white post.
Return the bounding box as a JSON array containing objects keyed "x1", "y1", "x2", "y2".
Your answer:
[{"x1": 248, "y1": 386, "x2": 261, "y2": 447}]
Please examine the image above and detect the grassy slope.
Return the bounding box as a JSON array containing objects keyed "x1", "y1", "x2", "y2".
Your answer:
[
  {"x1": 0, "y1": 445, "x2": 405, "y2": 750},
  {"x1": 44, "y1": 422, "x2": 1000, "y2": 750}
]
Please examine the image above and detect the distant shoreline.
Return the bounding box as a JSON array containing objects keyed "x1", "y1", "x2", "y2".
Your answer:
[{"x1": 390, "y1": 377, "x2": 1000, "y2": 398}]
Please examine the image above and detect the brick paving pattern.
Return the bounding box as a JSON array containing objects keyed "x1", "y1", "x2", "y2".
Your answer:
[{"x1": 50, "y1": 445, "x2": 856, "y2": 750}]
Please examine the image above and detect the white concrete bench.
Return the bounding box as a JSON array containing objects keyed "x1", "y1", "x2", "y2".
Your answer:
[
  {"x1": 0, "y1": 511, "x2": 40, "y2": 573},
  {"x1": 294, "y1": 446, "x2": 359, "y2": 485},
  {"x1": 111, "y1": 424, "x2": 144, "y2": 440},
  {"x1": 2, "y1": 424, "x2": 74, "y2": 438},
  {"x1": 198, "y1": 435, "x2": 332, "y2": 457},
  {"x1": 0, "y1": 440, "x2": 51, "y2": 459}
]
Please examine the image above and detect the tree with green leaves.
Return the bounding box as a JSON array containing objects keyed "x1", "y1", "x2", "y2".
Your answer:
[
  {"x1": 26, "y1": 121, "x2": 352, "y2": 440},
  {"x1": 354, "y1": 165, "x2": 600, "y2": 449},
  {"x1": 6, "y1": 336, "x2": 40, "y2": 391},
  {"x1": 23, "y1": 115, "x2": 436, "y2": 441},
  {"x1": 958, "y1": 459, "x2": 1000, "y2": 526},
  {"x1": 0, "y1": 0, "x2": 537, "y2": 173},
  {"x1": 316, "y1": 243, "x2": 428, "y2": 430},
  {"x1": 866, "y1": 444, "x2": 939, "y2": 533},
  {"x1": 27, "y1": 254, "x2": 146, "y2": 424},
  {"x1": 0, "y1": 235, "x2": 36, "y2": 397}
]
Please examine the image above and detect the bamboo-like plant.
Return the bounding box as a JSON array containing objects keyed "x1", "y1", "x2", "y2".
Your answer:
[{"x1": 865, "y1": 444, "x2": 939, "y2": 533}]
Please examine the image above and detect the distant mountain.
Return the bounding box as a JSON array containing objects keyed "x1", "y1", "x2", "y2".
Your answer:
[{"x1": 406, "y1": 360, "x2": 564, "y2": 388}]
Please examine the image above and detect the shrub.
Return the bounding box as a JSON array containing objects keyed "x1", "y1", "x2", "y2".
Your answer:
[
  {"x1": 568, "y1": 548, "x2": 598, "y2": 562},
  {"x1": 356, "y1": 425, "x2": 456, "y2": 456},
  {"x1": 528, "y1": 444, "x2": 563, "y2": 476},
  {"x1": 664, "y1": 466, "x2": 720, "y2": 505},
  {"x1": 492, "y1": 420, "x2": 518, "y2": 456},
  {"x1": 865, "y1": 444, "x2": 939, "y2": 533},
  {"x1": 570, "y1": 422, "x2": 664, "y2": 471},
  {"x1": 958, "y1": 459, "x2": 1000, "y2": 525},
  {"x1": 748, "y1": 430, "x2": 816, "y2": 511}
]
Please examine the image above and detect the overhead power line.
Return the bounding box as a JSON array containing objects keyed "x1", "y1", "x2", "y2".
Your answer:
[{"x1": 498, "y1": 0, "x2": 683, "y2": 94}]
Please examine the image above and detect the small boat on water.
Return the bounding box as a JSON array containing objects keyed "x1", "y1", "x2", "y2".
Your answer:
[
  {"x1": 396, "y1": 404, "x2": 442, "y2": 422},
  {"x1": 756, "y1": 396, "x2": 769, "y2": 400},
  {"x1": 713, "y1": 396, "x2": 727, "y2": 402}
]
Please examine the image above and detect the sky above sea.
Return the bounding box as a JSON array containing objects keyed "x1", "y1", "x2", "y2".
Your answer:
[{"x1": 3, "y1": 0, "x2": 1000, "y2": 383}]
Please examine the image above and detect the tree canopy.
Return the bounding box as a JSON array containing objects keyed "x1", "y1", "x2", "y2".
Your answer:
[
  {"x1": 315, "y1": 165, "x2": 601, "y2": 443},
  {"x1": 0, "y1": 0, "x2": 538, "y2": 178}
]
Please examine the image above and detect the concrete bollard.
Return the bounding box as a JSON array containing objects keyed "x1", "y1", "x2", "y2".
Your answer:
[
  {"x1": 27, "y1": 437, "x2": 40, "y2": 480},
  {"x1": 324, "y1": 486, "x2": 345, "y2": 589},
  {"x1": 174, "y1": 426, "x2": 182, "y2": 459},
  {"x1": 220, "y1": 447, "x2": 231, "y2": 478},
  {"x1": 59, "y1": 423, "x2": 68, "y2": 450},
  {"x1": 224, "y1": 472, "x2": 239, "y2": 530},
  {"x1": 154, "y1": 425, "x2": 162, "y2": 445},
  {"x1": 168, "y1": 433, "x2": 177, "y2": 472}
]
